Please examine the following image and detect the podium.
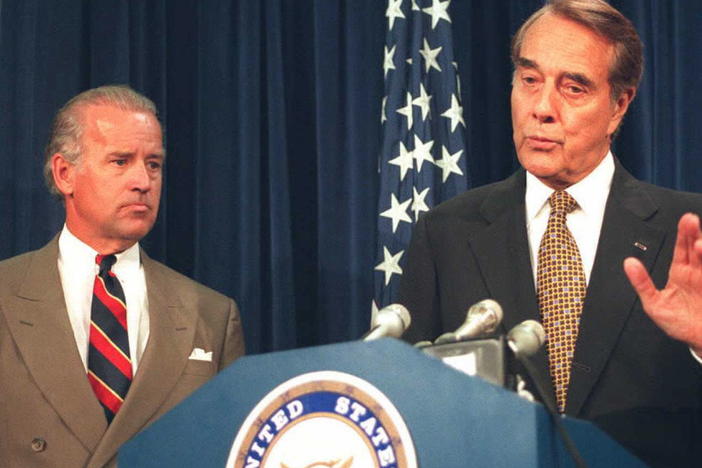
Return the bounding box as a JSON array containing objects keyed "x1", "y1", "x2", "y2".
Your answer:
[{"x1": 119, "y1": 339, "x2": 645, "y2": 467}]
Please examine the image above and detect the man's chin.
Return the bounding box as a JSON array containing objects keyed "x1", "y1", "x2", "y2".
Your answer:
[
  {"x1": 116, "y1": 220, "x2": 156, "y2": 242},
  {"x1": 520, "y1": 162, "x2": 570, "y2": 189},
  {"x1": 519, "y1": 157, "x2": 561, "y2": 178}
]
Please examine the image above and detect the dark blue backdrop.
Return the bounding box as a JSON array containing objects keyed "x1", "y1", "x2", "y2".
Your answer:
[{"x1": 1, "y1": 1, "x2": 701, "y2": 354}]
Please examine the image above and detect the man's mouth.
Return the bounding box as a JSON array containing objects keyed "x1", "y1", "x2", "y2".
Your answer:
[{"x1": 525, "y1": 135, "x2": 562, "y2": 150}]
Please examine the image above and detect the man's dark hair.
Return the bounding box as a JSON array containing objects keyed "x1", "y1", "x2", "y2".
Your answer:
[{"x1": 511, "y1": 0, "x2": 643, "y2": 101}]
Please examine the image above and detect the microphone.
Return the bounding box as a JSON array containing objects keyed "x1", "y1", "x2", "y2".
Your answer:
[
  {"x1": 434, "y1": 299, "x2": 503, "y2": 344},
  {"x1": 508, "y1": 320, "x2": 587, "y2": 468},
  {"x1": 362, "y1": 304, "x2": 411, "y2": 341},
  {"x1": 507, "y1": 320, "x2": 546, "y2": 358}
]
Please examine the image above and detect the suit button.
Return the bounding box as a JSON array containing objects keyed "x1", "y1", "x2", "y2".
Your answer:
[{"x1": 31, "y1": 438, "x2": 46, "y2": 452}]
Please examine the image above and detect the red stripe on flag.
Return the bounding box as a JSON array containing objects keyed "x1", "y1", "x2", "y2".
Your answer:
[
  {"x1": 93, "y1": 276, "x2": 127, "y2": 329},
  {"x1": 88, "y1": 372, "x2": 123, "y2": 414},
  {"x1": 90, "y1": 324, "x2": 133, "y2": 379}
]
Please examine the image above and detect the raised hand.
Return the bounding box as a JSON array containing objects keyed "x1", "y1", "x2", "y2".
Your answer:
[{"x1": 623, "y1": 213, "x2": 702, "y2": 356}]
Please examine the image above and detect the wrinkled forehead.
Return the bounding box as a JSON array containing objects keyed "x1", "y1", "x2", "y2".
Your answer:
[{"x1": 518, "y1": 13, "x2": 615, "y2": 81}]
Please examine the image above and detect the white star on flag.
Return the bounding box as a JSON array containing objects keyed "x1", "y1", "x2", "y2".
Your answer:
[
  {"x1": 419, "y1": 38, "x2": 442, "y2": 73},
  {"x1": 441, "y1": 94, "x2": 465, "y2": 132},
  {"x1": 388, "y1": 141, "x2": 414, "y2": 181},
  {"x1": 412, "y1": 134, "x2": 435, "y2": 172},
  {"x1": 375, "y1": 247, "x2": 404, "y2": 286},
  {"x1": 384, "y1": 45, "x2": 397, "y2": 78},
  {"x1": 412, "y1": 83, "x2": 432, "y2": 121},
  {"x1": 453, "y1": 61, "x2": 462, "y2": 95},
  {"x1": 381, "y1": 96, "x2": 388, "y2": 123},
  {"x1": 396, "y1": 91, "x2": 414, "y2": 130},
  {"x1": 381, "y1": 193, "x2": 413, "y2": 233},
  {"x1": 423, "y1": 0, "x2": 452, "y2": 30},
  {"x1": 412, "y1": 186, "x2": 431, "y2": 221},
  {"x1": 386, "y1": 0, "x2": 405, "y2": 31},
  {"x1": 374, "y1": 0, "x2": 470, "y2": 310},
  {"x1": 436, "y1": 145, "x2": 464, "y2": 182}
]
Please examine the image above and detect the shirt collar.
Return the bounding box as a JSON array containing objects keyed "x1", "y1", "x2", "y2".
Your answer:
[
  {"x1": 113, "y1": 240, "x2": 141, "y2": 276},
  {"x1": 525, "y1": 151, "x2": 615, "y2": 222},
  {"x1": 58, "y1": 225, "x2": 141, "y2": 272}
]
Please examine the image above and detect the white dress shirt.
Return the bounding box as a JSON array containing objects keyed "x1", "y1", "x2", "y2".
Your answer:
[
  {"x1": 57, "y1": 225, "x2": 150, "y2": 373},
  {"x1": 525, "y1": 152, "x2": 614, "y2": 286},
  {"x1": 524, "y1": 154, "x2": 702, "y2": 363}
]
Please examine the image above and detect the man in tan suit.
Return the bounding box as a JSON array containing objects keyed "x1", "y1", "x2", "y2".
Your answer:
[{"x1": 0, "y1": 85, "x2": 245, "y2": 467}]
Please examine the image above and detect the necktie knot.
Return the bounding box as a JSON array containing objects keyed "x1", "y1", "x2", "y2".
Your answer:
[
  {"x1": 549, "y1": 190, "x2": 577, "y2": 216},
  {"x1": 96, "y1": 254, "x2": 117, "y2": 275}
]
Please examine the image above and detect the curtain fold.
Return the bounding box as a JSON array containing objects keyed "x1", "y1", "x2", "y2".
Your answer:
[
  {"x1": 313, "y1": 0, "x2": 384, "y2": 344},
  {"x1": 1, "y1": 0, "x2": 701, "y2": 354}
]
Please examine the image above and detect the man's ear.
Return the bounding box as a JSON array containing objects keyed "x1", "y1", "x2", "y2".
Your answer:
[
  {"x1": 608, "y1": 87, "x2": 636, "y2": 136},
  {"x1": 51, "y1": 153, "x2": 76, "y2": 197}
]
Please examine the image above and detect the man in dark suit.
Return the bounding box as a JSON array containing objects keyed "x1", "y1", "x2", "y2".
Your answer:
[
  {"x1": 399, "y1": 1, "x2": 702, "y2": 466},
  {"x1": 0, "y1": 85, "x2": 245, "y2": 467}
]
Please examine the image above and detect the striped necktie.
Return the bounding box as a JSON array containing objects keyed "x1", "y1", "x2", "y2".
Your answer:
[
  {"x1": 87, "y1": 254, "x2": 132, "y2": 423},
  {"x1": 536, "y1": 191, "x2": 586, "y2": 413}
]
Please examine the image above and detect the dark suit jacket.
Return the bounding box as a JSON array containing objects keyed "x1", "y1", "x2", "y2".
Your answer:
[
  {"x1": 0, "y1": 236, "x2": 245, "y2": 468},
  {"x1": 399, "y1": 161, "x2": 702, "y2": 467}
]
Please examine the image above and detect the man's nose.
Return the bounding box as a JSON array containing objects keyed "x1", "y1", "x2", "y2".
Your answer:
[
  {"x1": 532, "y1": 84, "x2": 557, "y2": 124},
  {"x1": 129, "y1": 162, "x2": 151, "y2": 192}
]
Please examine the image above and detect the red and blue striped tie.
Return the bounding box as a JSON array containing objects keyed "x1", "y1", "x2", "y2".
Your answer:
[{"x1": 87, "y1": 254, "x2": 132, "y2": 423}]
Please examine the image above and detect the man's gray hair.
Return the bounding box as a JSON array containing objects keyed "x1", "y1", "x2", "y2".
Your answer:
[
  {"x1": 44, "y1": 85, "x2": 159, "y2": 198},
  {"x1": 511, "y1": 0, "x2": 644, "y2": 101}
]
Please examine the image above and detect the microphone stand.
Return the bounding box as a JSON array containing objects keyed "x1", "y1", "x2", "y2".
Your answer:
[{"x1": 515, "y1": 354, "x2": 588, "y2": 468}]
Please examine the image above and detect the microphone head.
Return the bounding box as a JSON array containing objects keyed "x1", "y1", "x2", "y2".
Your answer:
[
  {"x1": 507, "y1": 320, "x2": 546, "y2": 357},
  {"x1": 372, "y1": 303, "x2": 412, "y2": 338},
  {"x1": 453, "y1": 299, "x2": 504, "y2": 340},
  {"x1": 466, "y1": 299, "x2": 504, "y2": 329}
]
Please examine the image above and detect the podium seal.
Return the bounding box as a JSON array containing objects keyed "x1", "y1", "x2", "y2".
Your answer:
[{"x1": 226, "y1": 370, "x2": 417, "y2": 468}]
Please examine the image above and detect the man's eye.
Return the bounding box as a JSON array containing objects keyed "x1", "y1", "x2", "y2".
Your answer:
[
  {"x1": 112, "y1": 159, "x2": 127, "y2": 166},
  {"x1": 565, "y1": 85, "x2": 585, "y2": 95},
  {"x1": 147, "y1": 161, "x2": 162, "y2": 170}
]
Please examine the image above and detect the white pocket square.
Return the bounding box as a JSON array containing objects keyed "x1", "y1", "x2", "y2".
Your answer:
[{"x1": 188, "y1": 348, "x2": 213, "y2": 362}]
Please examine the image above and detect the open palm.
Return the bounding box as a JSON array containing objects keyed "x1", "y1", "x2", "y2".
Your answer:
[{"x1": 624, "y1": 213, "x2": 702, "y2": 355}]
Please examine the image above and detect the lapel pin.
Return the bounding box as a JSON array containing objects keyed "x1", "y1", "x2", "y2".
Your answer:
[{"x1": 634, "y1": 241, "x2": 648, "y2": 252}]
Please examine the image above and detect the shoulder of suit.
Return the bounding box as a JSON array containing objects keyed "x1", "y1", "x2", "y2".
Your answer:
[
  {"x1": 0, "y1": 247, "x2": 45, "y2": 292},
  {"x1": 620, "y1": 175, "x2": 702, "y2": 218},
  {"x1": 0, "y1": 249, "x2": 35, "y2": 270},
  {"x1": 143, "y1": 255, "x2": 233, "y2": 304},
  {"x1": 421, "y1": 172, "x2": 522, "y2": 224},
  {"x1": 657, "y1": 187, "x2": 702, "y2": 223},
  {"x1": 646, "y1": 183, "x2": 702, "y2": 208}
]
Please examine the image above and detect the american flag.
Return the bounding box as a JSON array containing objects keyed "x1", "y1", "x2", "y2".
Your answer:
[{"x1": 373, "y1": 0, "x2": 470, "y2": 313}]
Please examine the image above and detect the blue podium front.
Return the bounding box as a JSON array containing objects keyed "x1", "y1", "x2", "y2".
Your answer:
[{"x1": 119, "y1": 339, "x2": 644, "y2": 467}]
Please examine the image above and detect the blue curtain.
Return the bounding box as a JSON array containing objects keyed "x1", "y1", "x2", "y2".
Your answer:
[{"x1": 2, "y1": 0, "x2": 701, "y2": 354}]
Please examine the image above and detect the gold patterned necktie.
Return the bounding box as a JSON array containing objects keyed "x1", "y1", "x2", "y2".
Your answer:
[{"x1": 536, "y1": 190, "x2": 586, "y2": 413}]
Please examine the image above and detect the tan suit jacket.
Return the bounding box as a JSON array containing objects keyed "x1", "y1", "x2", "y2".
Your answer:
[{"x1": 0, "y1": 236, "x2": 245, "y2": 468}]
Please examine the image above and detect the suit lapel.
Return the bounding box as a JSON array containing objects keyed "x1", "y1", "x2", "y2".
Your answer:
[
  {"x1": 468, "y1": 171, "x2": 555, "y2": 404},
  {"x1": 566, "y1": 163, "x2": 666, "y2": 415},
  {"x1": 2, "y1": 237, "x2": 107, "y2": 451},
  {"x1": 91, "y1": 251, "x2": 196, "y2": 467}
]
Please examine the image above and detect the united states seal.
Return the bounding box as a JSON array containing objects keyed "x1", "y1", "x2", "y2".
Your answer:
[{"x1": 226, "y1": 371, "x2": 417, "y2": 468}]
